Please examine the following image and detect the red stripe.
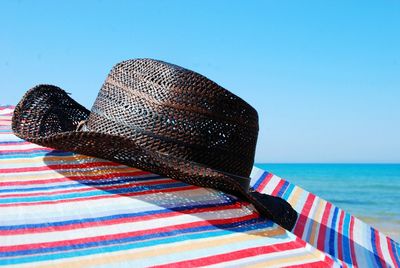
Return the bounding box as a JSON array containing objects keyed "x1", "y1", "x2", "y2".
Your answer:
[
  {"x1": 0, "y1": 211, "x2": 258, "y2": 252},
  {"x1": 349, "y1": 216, "x2": 358, "y2": 267},
  {"x1": 153, "y1": 237, "x2": 305, "y2": 268},
  {"x1": 293, "y1": 193, "x2": 316, "y2": 238},
  {"x1": 0, "y1": 185, "x2": 199, "y2": 207},
  {"x1": 0, "y1": 177, "x2": 174, "y2": 198},
  {"x1": 153, "y1": 237, "x2": 306, "y2": 267},
  {"x1": 323, "y1": 254, "x2": 336, "y2": 267},
  {"x1": 256, "y1": 173, "x2": 273, "y2": 192},
  {"x1": 0, "y1": 147, "x2": 50, "y2": 153},
  {"x1": 0, "y1": 170, "x2": 151, "y2": 187},
  {"x1": 0, "y1": 202, "x2": 251, "y2": 236},
  {"x1": 337, "y1": 210, "x2": 345, "y2": 261},
  {"x1": 283, "y1": 261, "x2": 325, "y2": 268},
  {"x1": 317, "y1": 202, "x2": 332, "y2": 251},
  {"x1": 0, "y1": 162, "x2": 122, "y2": 173},
  {"x1": 271, "y1": 179, "x2": 285, "y2": 196},
  {"x1": 386, "y1": 237, "x2": 398, "y2": 268},
  {"x1": 374, "y1": 229, "x2": 388, "y2": 268}
]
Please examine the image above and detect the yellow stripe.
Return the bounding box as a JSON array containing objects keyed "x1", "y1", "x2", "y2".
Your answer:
[
  {"x1": 247, "y1": 245, "x2": 325, "y2": 268},
  {"x1": 287, "y1": 186, "x2": 303, "y2": 207},
  {"x1": 35, "y1": 227, "x2": 287, "y2": 268},
  {"x1": 0, "y1": 154, "x2": 107, "y2": 165},
  {"x1": 309, "y1": 199, "x2": 326, "y2": 246},
  {"x1": 0, "y1": 167, "x2": 142, "y2": 182}
]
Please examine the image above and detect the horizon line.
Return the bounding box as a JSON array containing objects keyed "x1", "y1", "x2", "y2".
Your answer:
[{"x1": 255, "y1": 162, "x2": 400, "y2": 165}]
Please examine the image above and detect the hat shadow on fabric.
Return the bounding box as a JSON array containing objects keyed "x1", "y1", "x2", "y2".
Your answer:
[
  {"x1": 42, "y1": 150, "x2": 394, "y2": 267},
  {"x1": 42, "y1": 150, "x2": 286, "y2": 238}
]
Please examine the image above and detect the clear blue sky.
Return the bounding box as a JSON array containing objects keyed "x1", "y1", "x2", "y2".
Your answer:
[{"x1": 1, "y1": 1, "x2": 399, "y2": 163}]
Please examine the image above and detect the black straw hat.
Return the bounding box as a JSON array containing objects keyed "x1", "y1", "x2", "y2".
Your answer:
[{"x1": 12, "y1": 59, "x2": 297, "y2": 230}]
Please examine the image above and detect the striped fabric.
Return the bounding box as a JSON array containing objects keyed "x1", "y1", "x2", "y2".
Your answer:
[
  {"x1": 0, "y1": 106, "x2": 398, "y2": 267},
  {"x1": 251, "y1": 170, "x2": 400, "y2": 268}
]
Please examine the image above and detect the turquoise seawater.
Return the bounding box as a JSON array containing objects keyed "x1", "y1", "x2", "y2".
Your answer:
[{"x1": 255, "y1": 164, "x2": 400, "y2": 241}]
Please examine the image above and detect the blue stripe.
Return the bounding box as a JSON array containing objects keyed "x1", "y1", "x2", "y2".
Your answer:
[
  {"x1": 0, "y1": 182, "x2": 188, "y2": 204},
  {"x1": 0, "y1": 219, "x2": 274, "y2": 263},
  {"x1": 281, "y1": 182, "x2": 295, "y2": 200},
  {"x1": 0, "y1": 175, "x2": 162, "y2": 193},
  {"x1": 0, "y1": 141, "x2": 26, "y2": 145},
  {"x1": 328, "y1": 207, "x2": 339, "y2": 256},
  {"x1": 1, "y1": 148, "x2": 52, "y2": 155},
  {"x1": 370, "y1": 228, "x2": 384, "y2": 268},
  {"x1": 276, "y1": 180, "x2": 289, "y2": 197},
  {"x1": 342, "y1": 213, "x2": 352, "y2": 264},
  {"x1": 0, "y1": 199, "x2": 238, "y2": 231},
  {"x1": 390, "y1": 238, "x2": 400, "y2": 267},
  {"x1": 0, "y1": 150, "x2": 57, "y2": 156},
  {"x1": 0, "y1": 151, "x2": 72, "y2": 158},
  {"x1": 252, "y1": 171, "x2": 269, "y2": 190}
]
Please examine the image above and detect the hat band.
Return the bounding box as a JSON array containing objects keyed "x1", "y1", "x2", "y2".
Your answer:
[{"x1": 76, "y1": 111, "x2": 251, "y2": 191}]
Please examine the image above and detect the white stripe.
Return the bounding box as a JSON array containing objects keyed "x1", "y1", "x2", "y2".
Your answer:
[
  {"x1": 127, "y1": 231, "x2": 293, "y2": 268},
  {"x1": 0, "y1": 143, "x2": 43, "y2": 150},
  {"x1": 352, "y1": 217, "x2": 370, "y2": 267},
  {"x1": 0, "y1": 134, "x2": 21, "y2": 142},
  {"x1": 1, "y1": 205, "x2": 254, "y2": 246},
  {"x1": 210, "y1": 241, "x2": 326, "y2": 268},
  {"x1": 262, "y1": 174, "x2": 280, "y2": 194},
  {"x1": 0, "y1": 188, "x2": 234, "y2": 225},
  {"x1": 0, "y1": 109, "x2": 13, "y2": 115},
  {"x1": 250, "y1": 166, "x2": 264, "y2": 187},
  {"x1": 378, "y1": 231, "x2": 395, "y2": 268},
  {"x1": 0, "y1": 180, "x2": 77, "y2": 192}
]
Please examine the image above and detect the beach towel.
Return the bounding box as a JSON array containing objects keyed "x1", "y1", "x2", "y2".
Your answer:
[{"x1": 1, "y1": 106, "x2": 399, "y2": 267}]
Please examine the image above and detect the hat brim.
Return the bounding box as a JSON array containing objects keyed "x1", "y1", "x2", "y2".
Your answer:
[{"x1": 12, "y1": 85, "x2": 297, "y2": 230}]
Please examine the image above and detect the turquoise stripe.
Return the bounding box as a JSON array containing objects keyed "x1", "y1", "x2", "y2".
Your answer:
[
  {"x1": 341, "y1": 213, "x2": 351, "y2": 265},
  {"x1": 0, "y1": 151, "x2": 71, "y2": 159},
  {"x1": 281, "y1": 182, "x2": 295, "y2": 200}
]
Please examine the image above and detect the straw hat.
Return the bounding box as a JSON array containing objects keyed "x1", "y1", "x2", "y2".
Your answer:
[{"x1": 12, "y1": 59, "x2": 297, "y2": 230}]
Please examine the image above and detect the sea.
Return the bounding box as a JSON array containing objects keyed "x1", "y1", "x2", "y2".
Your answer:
[{"x1": 255, "y1": 163, "x2": 400, "y2": 242}]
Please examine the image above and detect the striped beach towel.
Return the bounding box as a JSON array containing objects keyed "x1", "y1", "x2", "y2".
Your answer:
[{"x1": 0, "y1": 106, "x2": 399, "y2": 267}]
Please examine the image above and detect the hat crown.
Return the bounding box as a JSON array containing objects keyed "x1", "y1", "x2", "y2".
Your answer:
[
  {"x1": 86, "y1": 59, "x2": 259, "y2": 177},
  {"x1": 12, "y1": 59, "x2": 298, "y2": 229}
]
